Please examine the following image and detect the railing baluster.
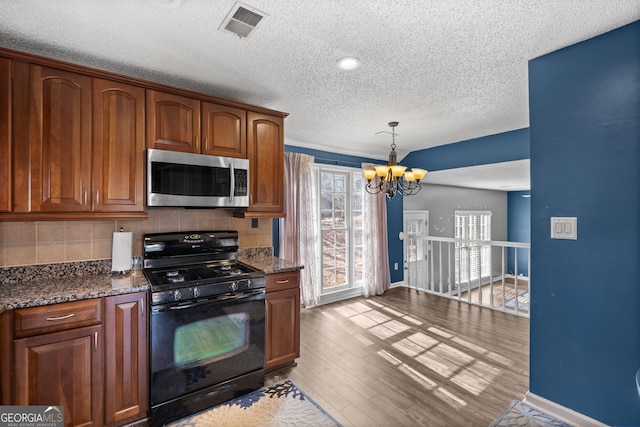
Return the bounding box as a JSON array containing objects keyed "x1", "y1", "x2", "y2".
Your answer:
[
  {"x1": 418, "y1": 236, "x2": 530, "y2": 318},
  {"x1": 438, "y1": 241, "x2": 443, "y2": 294}
]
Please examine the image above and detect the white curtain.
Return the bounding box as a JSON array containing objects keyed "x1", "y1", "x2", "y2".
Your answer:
[
  {"x1": 279, "y1": 152, "x2": 320, "y2": 307},
  {"x1": 361, "y1": 163, "x2": 391, "y2": 297}
]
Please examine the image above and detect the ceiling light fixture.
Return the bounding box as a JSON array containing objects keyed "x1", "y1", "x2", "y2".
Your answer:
[
  {"x1": 148, "y1": 0, "x2": 182, "y2": 8},
  {"x1": 362, "y1": 122, "x2": 427, "y2": 200},
  {"x1": 337, "y1": 57, "x2": 361, "y2": 70}
]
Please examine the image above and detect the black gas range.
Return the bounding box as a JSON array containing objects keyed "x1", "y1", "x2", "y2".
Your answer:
[
  {"x1": 143, "y1": 230, "x2": 266, "y2": 305},
  {"x1": 143, "y1": 230, "x2": 266, "y2": 426}
]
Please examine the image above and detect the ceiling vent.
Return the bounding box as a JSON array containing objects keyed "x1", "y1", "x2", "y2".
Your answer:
[{"x1": 219, "y1": 2, "x2": 268, "y2": 39}]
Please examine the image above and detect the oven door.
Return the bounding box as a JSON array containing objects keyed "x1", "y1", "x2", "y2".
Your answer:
[{"x1": 149, "y1": 289, "x2": 265, "y2": 407}]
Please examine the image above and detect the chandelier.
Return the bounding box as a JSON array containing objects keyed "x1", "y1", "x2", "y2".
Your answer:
[{"x1": 362, "y1": 121, "x2": 427, "y2": 199}]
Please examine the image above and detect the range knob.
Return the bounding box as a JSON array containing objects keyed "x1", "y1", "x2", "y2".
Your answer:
[
  {"x1": 230, "y1": 281, "x2": 239, "y2": 292},
  {"x1": 192, "y1": 287, "x2": 201, "y2": 298},
  {"x1": 246, "y1": 279, "x2": 252, "y2": 289},
  {"x1": 172, "y1": 289, "x2": 182, "y2": 301}
]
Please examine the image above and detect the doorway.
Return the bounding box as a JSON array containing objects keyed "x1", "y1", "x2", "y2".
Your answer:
[{"x1": 402, "y1": 210, "x2": 428, "y2": 292}]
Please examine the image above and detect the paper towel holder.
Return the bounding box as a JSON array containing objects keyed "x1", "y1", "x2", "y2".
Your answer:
[{"x1": 111, "y1": 227, "x2": 133, "y2": 275}]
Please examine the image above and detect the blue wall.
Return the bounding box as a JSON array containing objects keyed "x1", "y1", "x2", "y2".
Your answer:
[
  {"x1": 401, "y1": 127, "x2": 529, "y2": 171},
  {"x1": 276, "y1": 145, "x2": 406, "y2": 284},
  {"x1": 507, "y1": 191, "x2": 530, "y2": 276},
  {"x1": 529, "y1": 20, "x2": 640, "y2": 425}
]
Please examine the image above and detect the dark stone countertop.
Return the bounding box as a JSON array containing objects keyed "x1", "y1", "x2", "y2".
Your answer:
[
  {"x1": 0, "y1": 271, "x2": 150, "y2": 313},
  {"x1": 0, "y1": 255, "x2": 302, "y2": 313},
  {"x1": 239, "y1": 255, "x2": 303, "y2": 275}
]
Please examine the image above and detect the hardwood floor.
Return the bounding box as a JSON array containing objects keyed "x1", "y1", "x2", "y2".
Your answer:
[{"x1": 266, "y1": 286, "x2": 530, "y2": 427}]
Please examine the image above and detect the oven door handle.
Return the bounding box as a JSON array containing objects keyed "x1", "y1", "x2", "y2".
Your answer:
[{"x1": 152, "y1": 289, "x2": 265, "y2": 312}]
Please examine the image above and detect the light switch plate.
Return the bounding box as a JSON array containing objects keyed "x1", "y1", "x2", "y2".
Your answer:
[{"x1": 551, "y1": 217, "x2": 577, "y2": 240}]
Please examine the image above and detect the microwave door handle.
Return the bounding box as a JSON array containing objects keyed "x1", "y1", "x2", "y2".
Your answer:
[{"x1": 229, "y1": 163, "x2": 235, "y2": 202}]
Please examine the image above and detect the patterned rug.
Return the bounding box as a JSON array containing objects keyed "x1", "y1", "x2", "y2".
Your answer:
[
  {"x1": 167, "y1": 379, "x2": 343, "y2": 427},
  {"x1": 490, "y1": 401, "x2": 573, "y2": 427}
]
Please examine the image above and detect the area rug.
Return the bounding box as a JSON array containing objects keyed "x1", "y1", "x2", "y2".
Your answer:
[
  {"x1": 167, "y1": 379, "x2": 343, "y2": 427},
  {"x1": 490, "y1": 400, "x2": 573, "y2": 427}
]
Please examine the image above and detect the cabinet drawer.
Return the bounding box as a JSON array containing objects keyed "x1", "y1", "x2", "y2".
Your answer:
[
  {"x1": 14, "y1": 298, "x2": 103, "y2": 338},
  {"x1": 266, "y1": 271, "x2": 300, "y2": 293}
]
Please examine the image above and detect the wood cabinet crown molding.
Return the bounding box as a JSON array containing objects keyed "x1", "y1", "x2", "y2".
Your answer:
[{"x1": 0, "y1": 47, "x2": 288, "y2": 118}]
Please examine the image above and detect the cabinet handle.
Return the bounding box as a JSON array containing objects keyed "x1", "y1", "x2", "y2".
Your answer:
[
  {"x1": 94, "y1": 332, "x2": 98, "y2": 351},
  {"x1": 84, "y1": 189, "x2": 88, "y2": 206},
  {"x1": 140, "y1": 298, "x2": 144, "y2": 317},
  {"x1": 276, "y1": 280, "x2": 289, "y2": 284},
  {"x1": 95, "y1": 190, "x2": 100, "y2": 206},
  {"x1": 45, "y1": 313, "x2": 75, "y2": 321}
]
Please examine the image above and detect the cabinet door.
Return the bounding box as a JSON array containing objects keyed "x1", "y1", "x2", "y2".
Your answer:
[
  {"x1": 104, "y1": 292, "x2": 148, "y2": 425},
  {"x1": 265, "y1": 286, "x2": 300, "y2": 373},
  {"x1": 14, "y1": 325, "x2": 104, "y2": 427},
  {"x1": 30, "y1": 65, "x2": 93, "y2": 212},
  {"x1": 246, "y1": 112, "x2": 284, "y2": 216},
  {"x1": 201, "y1": 102, "x2": 247, "y2": 158},
  {"x1": 92, "y1": 79, "x2": 145, "y2": 212},
  {"x1": 146, "y1": 90, "x2": 200, "y2": 153},
  {"x1": 0, "y1": 57, "x2": 10, "y2": 212}
]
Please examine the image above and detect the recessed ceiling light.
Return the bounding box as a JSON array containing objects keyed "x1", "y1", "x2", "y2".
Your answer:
[
  {"x1": 337, "y1": 57, "x2": 361, "y2": 70},
  {"x1": 149, "y1": 0, "x2": 181, "y2": 8}
]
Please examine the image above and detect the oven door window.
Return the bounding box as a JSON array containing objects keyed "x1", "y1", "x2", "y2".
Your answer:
[
  {"x1": 150, "y1": 293, "x2": 265, "y2": 405},
  {"x1": 174, "y1": 312, "x2": 249, "y2": 366}
]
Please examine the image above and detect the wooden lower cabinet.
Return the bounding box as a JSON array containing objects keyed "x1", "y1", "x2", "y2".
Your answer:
[
  {"x1": 10, "y1": 294, "x2": 148, "y2": 427},
  {"x1": 104, "y1": 292, "x2": 148, "y2": 426},
  {"x1": 265, "y1": 271, "x2": 301, "y2": 373},
  {"x1": 14, "y1": 324, "x2": 104, "y2": 427}
]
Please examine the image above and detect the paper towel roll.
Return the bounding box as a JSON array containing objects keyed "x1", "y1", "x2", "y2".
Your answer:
[{"x1": 111, "y1": 231, "x2": 133, "y2": 273}]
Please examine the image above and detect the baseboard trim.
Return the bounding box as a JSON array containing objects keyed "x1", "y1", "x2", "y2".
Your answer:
[{"x1": 523, "y1": 392, "x2": 607, "y2": 427}]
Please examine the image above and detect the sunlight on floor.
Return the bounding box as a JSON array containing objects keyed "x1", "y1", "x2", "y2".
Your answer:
[{"x1": 333, "y1": 297, "x2": 511, "y2": 410}]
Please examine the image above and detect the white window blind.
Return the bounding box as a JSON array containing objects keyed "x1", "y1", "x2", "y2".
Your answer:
[{"x1": 455, "y1": 211, "x2": 491, "y2": 284}]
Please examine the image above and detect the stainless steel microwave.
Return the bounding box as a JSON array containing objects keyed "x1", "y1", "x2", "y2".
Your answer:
[{"x1": 146, "y1": 149, "x2": 249, "y2": 208}]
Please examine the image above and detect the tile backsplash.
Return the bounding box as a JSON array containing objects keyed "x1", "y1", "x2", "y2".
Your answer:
[{"x1": 0, "y1": 208, "x2": 273, "y2": 267}]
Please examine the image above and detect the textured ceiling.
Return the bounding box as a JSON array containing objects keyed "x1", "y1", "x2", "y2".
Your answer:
[{"x1": 1, "y1": 1, "x2": 639, "y2": 190}]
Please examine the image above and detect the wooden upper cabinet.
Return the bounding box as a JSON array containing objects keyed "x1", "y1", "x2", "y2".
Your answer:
[
  {"x1": 244, "y1": 112, "x2": 284, "y2": 216},
  {"x1": 146, "y1": 90, "x2": 200, "y2": 153},
  {"x1": 201, "y1": 102, "x2": 246, "y2": 158},
  {"x1": 0, "y1": 57, "x2": 10, "y2": 212},
  {"x1": 92, "y1": 79, "x2": 145, "y2": 212},
  {"x1": 30, "y1": 65, "x2": 93, "y2": 212}
]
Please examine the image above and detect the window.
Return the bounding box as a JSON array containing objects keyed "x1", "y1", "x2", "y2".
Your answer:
[
  {"x1": 455, "y1": 211, "x2": 492, "y2": 284},
  {"x1": 318, "y1": 167, "x2": 364, "y2": 292}
]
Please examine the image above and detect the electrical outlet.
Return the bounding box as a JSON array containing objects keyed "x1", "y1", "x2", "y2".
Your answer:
[{"x1": 394, "y1": 262, "x2": 398, "y2": 270}]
